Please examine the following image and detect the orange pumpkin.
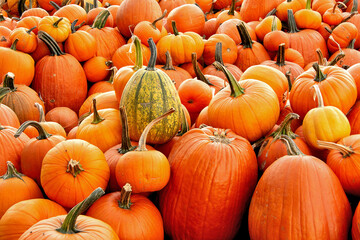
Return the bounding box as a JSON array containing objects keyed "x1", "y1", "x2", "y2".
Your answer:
[
  {"x1": 203, "y1": 33, "x2": 237, "y2": 65},
  {"x1": 0, "y1": 103, "x2": 20, "y2": 128},
  {"x1": 38, "y1": 16, "x2": 71, "y2": 42},
  {"x1": 167, "y1": 4, "x2": 205, "y2": 35},
  {"x1": 45, "y1": 107, "x2": 78, "y2": 134}
]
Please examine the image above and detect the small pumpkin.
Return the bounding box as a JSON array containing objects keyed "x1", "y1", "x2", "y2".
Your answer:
[
  {"x1": 293, "y1": 0, "x2": 322, "y2": 29},
  {"x1": 38, "y1": 16, "x2": 71, "y2": 42},
  {"x1": 45, "y1": 107, "x2": 78, "y2": 134}
]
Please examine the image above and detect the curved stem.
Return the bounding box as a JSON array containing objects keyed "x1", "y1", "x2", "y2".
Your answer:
[
  {"x1": 237, "y1": 22, "x2": 253, "y2": 49},
  {"x1": 151, "y1": 10, "x2": 167, "y2": 29},
  {"x1": 351, "y1": 0, "x2": 358, "y2": 13},
  {"x1": 18, "y1": 0, "x2": 27, "y2": 16},
  {"x1": 266, "y1": 8, "x2": 277, "y2": 17},
  {"x1": 38, "y1": 31, "x2": 65, "y2": 56},
  {"x1": 118, "y1": 106, "x2": 136, "y2": 154},
  {"x1": 50, "y1": 1, "x2": 61, "y2": 10},
  {"x1": 328, "y1": 51, "x2": 345, "y2": 65},
  {"x1": 192, "y1": 52, "x2": 214, "y2": 86},
  {"x1": 228, "y1": 0, "x2": 236, "y2": 16},
  {"x1": 317, "y1": 140, "x2": 354, "y2": 157},
  {"x1": 26, "y1": 26, "x2": 36, "y2": 34},
  {"x1": 145, "y1": 38, "x2": 157, "y2": 71},
  {"x1": 213, "y1": 61, "x2": 244, "y2": 97},
  {"x1": 35, "y1": 102, "x2": 45, "y2": 122},
  {"x1": 276, "y1": 43, "x2": 286, "y2": 66},
  {"x1": 287, "y1": 9, "x2": 299, "y2": 33},
  {"x1": 313, "y1": 63, "x2": 327, "y2": 82},
  {"x1": 2, "y1": 72, "x2": 16, "y2": 90},
  {"x1": 171, "y1": 20, "x2": 179, "y2": 36},
  {"x1": 348, "y1": 38, "x2": 356, "y2": 49},
  {"x1": 162, "y1": 51, "x2": 176, "y2": 70},
  {"x1": 10, "y1": 39, "x2": 18, "y2": 51},
  {"x1": 91, "y1": 98, "x2": 105, "y2": 124},
  {"x1": 178, "y1": 107, "x2": 189, "y2": 136},
  {"x1": 279, "y1": 135, "x2": 305, "y2": 156},
  {"x1": 118, "y1": 183, "x2": 132, "y2": 209},
  {"x1": 107, "y1": 66, "x2": 117, "y2": 84},
  {"x1": 70, "y1": 20, "x2": 78, "y2": 34},
  {"x1": 316, "y1": 48, "x2": 327, "y2": 65},
  {"x1": 214, "y1": 42, "x2": 224, "y2": 65},
  {"x1": 131, "y1": 35, "x2": 143, "y2": 71},
  {"x1": 56, "y1": 188, "x2": 104, "y2": 234},
  {"x1": 105, "y1": 60, "x2": 112, "y2": 67},
  {"x1": 92, "y1": 9, "x2": 110, "y2": 29},
  {"x1": 136, "y1": 108, "x2": 175, "y2": 151},
  {"x1": 312, "y1": 84, "x2": 324, "y2": 108},
  {"x1": 53, "y1": 17, "x2": 63, "y2": 28},
  {"x1": 272, "y1": 113, "x2": 299, "y2": 139},
  {"x1": 271, "y1": 16, "x2": 277, "y2": 31},
  {"x1": 0, "y1": 161, "x2": 24, "y2": 180},
  {"x1": 15, "y1": 121, "x2": 52, "y2": 140}
]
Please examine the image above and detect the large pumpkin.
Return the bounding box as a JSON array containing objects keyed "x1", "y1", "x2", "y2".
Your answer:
[
  {"x1": 159, "y1": 126, "x2": 258, "y2": 239},
  {"x1": 120, "y1": 38, "x2": 182, "y2": 144},
  {"x1": 240, "y1": 0, "x2": 283, "y2": 22}
]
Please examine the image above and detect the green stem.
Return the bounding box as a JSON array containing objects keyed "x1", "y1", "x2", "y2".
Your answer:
[
  {"x1": 70, "y1": 20, "x2": 78, "y2": 33},
  {"x1": 137, "y1": 108, "x2": 175, "y2": 151},
  {"x1": 107, "y1": 67, "x2": 117, "y2": 84},
  {"x1": 351, "y1": 0, "x2": 358, "y2": 13},
  {"x1": 178, "y1": 107, "x2": 189, "y2": 136},
  {"x1": 305, "y1": 0, "x2": 311, "y2": 9},
  {"x1": 118, "y1": 183, "x2": 132, "y2": 209},
  {"x1": 145, "y1": 38, "x2": 157, "y2": 71},
  {"x1": 276, "y1": 43, "x2": 286, "y2": 67},
  {"x1": 92, "y1": 9, "x2": 110, "y2": 29},
  {"x1": 15, "y1": 121, "x2": 52, "y2": 140},
  {"x1": 2, "y1": 72, "x2": 16, "y2": 90},
  {"x1": 0, "y1": 14, "x2": 5, "y2": 22},
  {"x1": 328, "y1": 51, "x2": 345, "y2": 65},
  {"x1": 18, "y1": 0, "x2": 27, "y2": 16},
  {"x1": 266, "y1": 8, "x2": 277, "y2": 17},
  {"x1": 192, "y1": 52, "x2": 214, "y2": 86},
  {"x1": 228, "y1": 0, "x2": 236, "y2": 15},
  {"x1": 213, "y1": 61, "x2": 244, "y2": 97},
  {"x1": 93, "y1": 0, "x2": 98, "y2": 8},
  {"x1": 118, "y1": 106, "x2": 136, "y2": 154},
  {"x1": 279, "y1": 135, "x2": 305, "y2": 156},
  {"x1": 10, "y1": 39, "x2": 18, "y2": 51},
  {"x1": 38, "y1": 31, "x2": 65, "y2": 56},
  {"x1": 50, "y1": 1, "x2": 61, "y2": 10},
  {"x1": 151, "y1": 10, "x2": 167, "y2": 29},
  {"x1": 286, "y1": 70, "x2": 292, "y2": 91},
  {"x1": 348, "y1": 38, "x2": 356, "y2": 49},
  {"x1": 313, "y1": 63, "x2": 327, "y2": 82},
  {"x1": 56, "y1": 188, "x2": 105, "y2": 234},
  {"x1": 162, "y1": 51, "x2": 176, "y2": 70},
  {"x1": 0, "y1": 161, "x2": 24, "y2": 180},
  {"x1": 53, "y1": 17, "x2": 63, "y2": 27},
  {"x1": 26, "y1": 26, "x2": 36, "y2": 34},
  {"x1": 316, "y1": 49, "x2": 327, "y2": 65},
  {"x1": 214, "y1": 42, "x2": 224, "y2": 65},
  {"x1": 132, "y1": 36, "x2": 143, "y2": 71},
  {"x1": 171, "y1": 20, "x2": 179, "y2": 36},
  {"x1": 317, "y1": 140, "x2": 354, "y2": 158},
  {"x1": 287, "y1": 9, "x2": 299, "y2": 33},
  {"x1": 237, "y1": 22, "x2": 253, "y2": 49},
  {"x1": 91, "y1": 98, "x2": 105, "y2": 124}
]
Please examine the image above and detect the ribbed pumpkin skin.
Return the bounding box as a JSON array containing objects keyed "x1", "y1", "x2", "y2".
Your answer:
[
  {"x1": 248, "y1": 155, "x2": 352, "y2": 240},
  {"x1": 159, "y1": 127, "x2": 258, "y2": 240},
  {"x1": 0, "y1": 104, "x2": 20, "y2": 128},
  {"x1": 0, "y1": 199, "x2": 67, "y2": 240},
  {"x1": 353, "y1": 202, "x2": 360, "y2": 239},
  {"x1": 120, "y1": 69, "x2": 182, "y2": 144}
]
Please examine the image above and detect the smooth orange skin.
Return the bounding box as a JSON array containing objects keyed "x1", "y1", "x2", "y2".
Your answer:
[
  {"x1": 294, "y1": 9, "x2": 322, "y2": 30},
  {"x1": 116, "y1": 150, "x2": 170, "y2": 193},
  {"x1": 64, "y1": 30, "x2": 96, "y2": 62},
  {"x1": 290, "y1": 66, "x2": 357, "y2": 120},
  {"x1": 88, "y1": 81, "x2": 114, "y2": 96},
  {"x1": 329, "y1": 48, "x2": 360, "y2": 68},
  {"x1": 263, "y1": 30, "x2": 289, "y2": 52},
  {"x1": 10, "y1": 27, "x2": 36, "y2": 52},
  {"x1": 53, "y1": 4, "x2": 87, "y2": 26},
  {"x1": 16, "y1": 16, "x2": 41, "y2": 34},
  {"x1": 323, "y1": 7, "x2": 344, "y2": 26},
  {"x1": 40, "y1": 139, "x2": 110, "y2": 208},
  {"x1": 348, "y1": 101, "x2": 360, "y2": 135},
  {"x1": 156, "y1": 64, "x2": 192, "y2": 90},
  {"x1": 0, "y1": 104, "x2": 19, "y2": 128},
  {"x1": 316, "y1": 22, "x2": 331, "y2": 42},
  {"x1": 21, "y1": 8, "x2": 49, "y2": 18},
  {"x1": 203, "y1": 63, "x2": 242, "y2": 82},
  {"x1": 134, "y1": 20, "x2": 166, "y2": 46},
  {"x1": 0, "y1": 26, "x2": 11, "y2": 48},
  {"x1": 240, "y1": 0, "x2": 283, "y2": 22},
  {"x1": 113, "y1": 67, "x2": 138, "y2": 102},
  {"x1": 78, "y1": 91, "x2": 119, "y2": 117},
  {"x1": 31, "y1": 37, "x2": 64, "y2": 62},
  {"x1": 45, "y1": 107, "x2": 78, "y2": 134},
  {"x1": 0, "y1": 16, "x2": 17, "y2": 30},
  {"x1": 353, "y1": 201, "x2": 360, "y2": 239},
  {"x1": 249, "y1": 154, "x2": 352, "y2": 240},
  {"x1": 86, "y1": 192, "x2": 164, "y2": 240},
  {"x1": 167, "y1": 4, "x2": 205, "y2": 35},
  {"x1": 235, "y1": 41, "x2": 270, "y2": 72},
  {"x1": 83, "y1": 56, "x2": 111, "y2": 83},
  {"x1": 38, "y1": 16, "x2": 71, "y2": 42},
  {"x1": 203, "y1": 34, "x2": 237, "y2": 65},
  {"x1": 276, "y1": 0, "x2": 306, "y2": 21},
  {"x1": 0, "y1": 199, "x2": 67, "y2": 240},
  {"x1": 346, "y1": 64, "x2": 360, "y2": 100},
  {"x1": 312, "y1": 0, "x2": 335, "y2": 15},
  {"x1": 255, "y1": 16, "x2": 282, "y2": 41},
  {"x1": 327, "y1": 22, "x2": 358, "y2": 53},
  {"x1": 112, "y1": 43, "x2": 150, "y2": 69},
  {"x1": 215, "y1": 9, "x2": 241, "y2": 29},
  {"x1": 19, "y1": 215, "x2": 119, "y2": 240},
  {"x1": 87, "y1": 8, "x2": 114, "y2": 27},
  {"x1": 159, "y1": 126, "x2": 258, "y2": 240},
  {"x1": 280, "y1": 48, "x2": 305, "y2": 68},
  {"x1": 216, "y1": 19, "x2": 257, "y2": 45},
  {"x1": 159, "y1": 0, "x2": 187, "y2": 17},
  {"x1": 178, "y1": 79, "x2": 212, "y2": 114}
]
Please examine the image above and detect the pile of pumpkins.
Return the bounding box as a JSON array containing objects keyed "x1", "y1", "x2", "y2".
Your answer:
[{"x1": 2, "y1": 0, "x2": 360, "y2": 238}]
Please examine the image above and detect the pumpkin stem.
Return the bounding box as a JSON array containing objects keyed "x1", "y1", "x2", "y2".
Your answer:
[
  {"x1": 107, "y1": 66, "x2": 117, "y2": 84},
  {"x1": 316, "y1": 48, "x2": 327, "y2": 65},
  {"x1": 178, "y1": 107, "x2": 189, "y2": 136},
  {"x1": 93, "y1": 0, "x2": 98, "y2": 8},
  {"x1": 213, "y1": 61, "x2": 244, "y2": 97},
  {"x1": 287, "y1": 9, "x2": 299, "y2": 33},
  {"x1": 312, "y1": 84, "x2": 324, "y2": 108},
  {"x1": 91, "y1": 98, "x2": 105, "y2": 124},
  {"x1": 237, "y1": 22, "x2": 253, "y2": 49},
  {"x1": 328, "y1": 51, "x2": 345, "y2": 65},
  {"x1": 145, "y1": 38, "x2": 157, "y2": 71},
  {"x1": 192, "y1": 52, "x2": 214, "y2": 86},
  {"x1": 15, "y1": 121, "x2": 52, "y2": 140},
  {"x1": 171, "y1": 20, "x2": 180, "y2": 36},
  {"x1": 271, "y1": 16, "x2": 277, "y2": 31},
  {"x1": 209, "y1": 129, "x2": 234, "y2": 144},
  {"x1": 214, "y1": 42, "x2": 224, "y2": 65},
  {"x1": 92, "y1": 9, "x2": 110, "y2": 29},
  {"x1": 38, "y1": 31, "x2": 65, "y2": 56},
  {"x1": 313, "y1": 63, "x2": 327, "y2": 82},
  {"x1": 130, "y1": 35, "x2": 143, "y2": 71},
  {"x1": 10, "y1": 38, "x2": 18, "y2": 51},
  {"x1": 85, "y1": 2, "x2": 94, "y2": 13},
  {"x1": 53, "y1": 17, "x2": 63, "y2": 28},
  {"x1": 0, "y1": 36, "x2": 6, "y2": 42},
  {"x1": 26, "y1": 26, "x2": 36, "y2": 34},
  {"x1": 66, "y1": 159, "x2": 84, "y2": 177},
  {"x1": 137, "y1": 108, "x2": 175, "y2": 151},
  {"x1": 0, "y1": 161, "x2": 24, "y2": 180},
  {"x1": 18, "y1": 0, "x2": 28, "y2": 16},
  {"x1": 351, "y1": 0, "x2": 358, "y2": 13},
  {"x1": 286, "y1": 70, "x2": 292, "y2": 91},
  {"x1": 266, "y1": 8, "x2": 277, "y2": 17},
  {"x1": 118, "y1": 183, "x2": 132, "y2": 209},
  {"x1": 348, "y1": 38, "x2": 356, "y2": 49},
  {"x1": 228, "y1": 0, "x2": 236, "y2": 16},
  {"x1": 276, "y1": 43, "x2": 286, "y2": 67},
  {"x1": 151, "y1": 10, "x2": 167, "y2": 29},
  {"x1": 0, "y1": 14, "x2": 4, "y2": 22},
  {"x1": 305, "y1": 0, "x2": 311, "y2": 9},
  {"x1": 118, "y1": 106, "x2": 136, "y2": 154},
  {"x1": 105, "y1": 60, "x2": 112, "y2": 67},
  {"x1": 317, "y1": 140, "x2": 354, "y2": 157},
  {"x1": 56, "y1": 187, "x2": 104, "y2": 234},
  {"x1": 2, "y1": 72, "x2": 16, "y2": 90},
  {"x1": 49, "y1": 1, "x2": 61, "y2": 10},
  {"x1": 34, "y1": 102, "x2": 46, "y2": 122},
  {"x1": 280, "y1": 135, "x2": 305, "y2": 156},
  {"x1": 70, "y1": 19, "x2": 78, "y2": 33},
  {"x1": 162, "y1": 51, "x2": 176, "y2": 70}
]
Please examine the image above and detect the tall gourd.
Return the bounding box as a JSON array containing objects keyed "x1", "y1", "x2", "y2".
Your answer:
[{"x1": 120, "y1": 38, "x2": 181, "y2": 145}]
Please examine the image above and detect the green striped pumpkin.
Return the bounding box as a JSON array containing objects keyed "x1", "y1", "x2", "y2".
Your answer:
[{"x1": 120, "y1": 38, "x2": 182, "y2": 145}]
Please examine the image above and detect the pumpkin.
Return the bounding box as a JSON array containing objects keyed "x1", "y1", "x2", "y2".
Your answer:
[
  {"x1": 87, "y1": 67, "x2": 116, "y2": 96},
  {"x1": 216, "y1": 19, "x2": 257, "y2": 45},
  {"x1": 203, "y1": 17, "x2": 217, "y2": 39},
  {"x1": 83, "y1": 56, "x2": 112, "y2": 83},
  {"x1": 294, "y1": 0, "x2": 322, "y2": 29},
  {"x1": 240, "y1": 0, "x2": 283, "y2": 22},
  {"x1": 167, "y1": 4, "x2": 205, "y2": 35},
  {"x1": 78, "y1": 91, "x2": 119, "y2": 118},
  {"x1": 348, "y1": 63, "x2": 360, "y2": 100},
  {"x1": 353, "y1": 201, "x2": 360, "y2": 240},
  {"x1": 87, "y1": 183, "x2": 164, "y2": 239},
  {"x1": 159, "y1": 125, "x2": 258, "y2": 239},
  {"x1": 323, "y1": 2, "x2": 346, "y2": 26},
  {"x1": 33, "y1": 31, "x2": 87, "y2": 113},
  {"x1": 0, "y1": 26, "x2": 11, "y2": 48},
  {"x1": 19, "y1": 0, "x2": 49, "y2": 18},
  {"x1": 37, "y1": 0, "x2": 60, "y2": 11},
  {"x1": 15, "y1": 121, "x2": 65, "y2": 184},
  {"x1": 0, "y1": 161, "x2": 43, "y2": 219},
  {"x1": 327, "y1": 22, "x2": 358, "y2": 53},
  {"x1": 255, "y1": 15, "x2": 282, "y2": 42},
  {"x1": 87, "y1": 7, "x2": 114, "y2": 27},
  {"x1": 112, "y1": 41, "x2": 151, "y2": 69},
  {"x1": 0, "y1": 14, "x2": 17, "y2": 30},
  {"x1": 31, "y1": 37, "x2": 64, "y2": 62},
  {"x1": 208, "y1": 62, "x2": 280, "y2": 142},
  {"x1": 203, "y1": 33, "x2": 237, "y2": 65},
  {"x1": 215, "y1": 0, "x2": 241, "y2": 29},
  {"x1": 328, "y1": 40, "x2": 360, "y2": 68},
  {"x1": 317, "y1": 22, "x2": 331, "y2": 42},
  {"x1": 302, "y1": 84, "x2": 351, "y2": 149},
  {"x1": 19, "y1": 188, "x2": 119, "y2": 240},
  {"x1": 120, "y1": 38, "x2": 182, "y2": 144},
  {"x1": 16, "y1": 16, "x2": 40, "y2": 35},
  {"x1": 77, "y1": 99, "x2": 122, "y2": 152},
  {"x1": 312, "y1": 0, "x2": 336, "y2": 15},
  {"x1": 263, "y1": 17, "x2": 289, "y2": 52},
  {"x1": 0, "y1": 199, "x2": 66, "y2": 240},
  {"x1": 279, "y1": 47, "x2": 305, "y2": 68},
  {"x1": 0, "y1": 72, "x2": 44, "y2": 123},
  {"x1": 116, "y1": 0, "x2": 162, "y2": 38},
  {"x1": 0, "y1": 103, "x2": 19, "y2": 128},
  {"x1": 7, "y1": 0, "x2": 36, "y2": 17},
  {"x1": 248, "y1": 136, "x2": 352, "y2": 240},
  {"x1": 289, "y1": 63, "x2": 357, "y2": 119},
  {"x1": 40, "y1": 139, "x2": 110, "y2": 208},
  {"x1": 276, "y1": 0, "x2": 306, "y2": 21},
  {"x1": 38, "y1": 16, "x2": 71, "y2": 42},
  {"x1": 64, "y1": 20, "x2": 97, "y2": 62},
  {"x1": 0, "y1": 40, "x2": 34, "y2": 86},
  {"x1": 53, "y1": 4, "x2": 87, "y2": 26},
  {"x1": 45, "y1": 107, "x2": 78, "y2": 134},
  {"x1": 115, "y1": 109, "x2": 172, "y2": 193}
]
